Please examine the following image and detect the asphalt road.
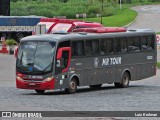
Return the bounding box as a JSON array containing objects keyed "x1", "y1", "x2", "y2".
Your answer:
[
  {"x1": 0, "y1": 53, "x2": 160, "y2": 120},
  {"x1": 128, "y1": 5, "x2": 160, "y2": 32},
  {"x1": 1, "y1": 5, "x2": 160, "y2": 120}
]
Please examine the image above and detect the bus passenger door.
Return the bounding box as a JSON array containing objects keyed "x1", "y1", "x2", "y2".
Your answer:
[{"x1": 56, "y1": 47, "x2": 71, "y2": 75}]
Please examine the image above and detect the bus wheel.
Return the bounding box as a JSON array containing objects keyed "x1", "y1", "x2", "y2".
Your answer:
[
  {"x1": 65, "y1": 78, "x2": 77, "y2": 94},
  {"x1": 89, "y1": 84, "x2": 102, "y2": 88},
  {"x1": 114, "y1": 72, "x2": 130, "y2": 88},
  {"x1": 35, "y1": 90, "x2": 45, "y2": 94}
]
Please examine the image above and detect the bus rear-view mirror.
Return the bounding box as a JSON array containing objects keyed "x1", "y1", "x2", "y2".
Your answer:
[
  {"x1": 56, "y1": 47, "x2": 71, "y2": 73},
  {"x1": 56, "y1": 47, "x2": 71, "y2": 60}
]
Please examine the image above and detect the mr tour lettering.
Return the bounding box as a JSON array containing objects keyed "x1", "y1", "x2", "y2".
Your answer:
[
  {"x1": 102, "y1": 57, "x2": 122, "y2": 66},
  {"x1": 94, "y1": 57, "x2": 122, "y2": 67}
]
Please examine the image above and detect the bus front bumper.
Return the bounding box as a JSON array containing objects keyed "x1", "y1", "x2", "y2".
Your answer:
[{"x1": 16, "y1": 78, "x2": 55, "y2": 90}]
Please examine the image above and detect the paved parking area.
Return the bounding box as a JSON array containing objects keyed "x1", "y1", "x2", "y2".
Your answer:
[
  {"x1": 1, "y1": 5, "x2": 160, "y2": 120},
  {"x1": 128, "y1": 5, "x2": 160, "y2": 32},
  {"x1": 0, "y1": 52, "x2": 160, "y2": 120}
]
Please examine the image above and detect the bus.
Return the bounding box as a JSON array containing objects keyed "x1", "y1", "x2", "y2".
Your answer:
[
  {"x1": 15, "y1": 29, "x2": 157, "y2": 94},
  {"x1": 35, "y1": 18, "x2": 103, "y2": 34}
]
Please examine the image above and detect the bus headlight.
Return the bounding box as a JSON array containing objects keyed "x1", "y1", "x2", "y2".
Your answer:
[
  {"x1": 44, "y1": 77, "x2": 53, "y2": 82},
  {"x1": 16, "y1": 76, "x2": 24, "y2": 81}
]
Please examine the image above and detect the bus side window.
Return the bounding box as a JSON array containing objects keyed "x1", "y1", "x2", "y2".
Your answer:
[
  {"x1": 100, "y1": 38, "x2": 113, "y2": 55},
  {"x1": 85, "y1": 40, "x2": 99, "y2": 56},
  {"x1": 92, "y1": 40, "x2": 99, "y2": 55},
  {"x1": 141, "y1": 36, "x2": 148, "y2": 51},
  {"x1": 114, "y1": 37, "x2": 127, "y2": 53},
  {"x1": 128, "y1": 37, "x2": 140, "y2": 52},
  {"x1": 72, "y1": 41, "x2": 84, "y2": 56},
  {"x1": 85, "y1": 40, "x2": 92, "y2": 56},
  {"x1": 100, "y1": 40, "x2": 105, "y2": 55},
  {"x1": 141, "y1": 35, "x2": 154, "y2": 51},
  {"x1": 147, "y1": 35, "x2": 154, "y2": 50}
]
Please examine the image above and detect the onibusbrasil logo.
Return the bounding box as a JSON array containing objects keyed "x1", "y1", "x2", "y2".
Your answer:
[{"x1": 1, "y1": 112, "x2": 42, "y2": 118}]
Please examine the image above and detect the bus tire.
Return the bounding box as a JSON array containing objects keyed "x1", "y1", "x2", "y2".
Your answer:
[
  {"x1": 89, "y1": 84, "x2": 102, "y2": 88},
  {"x1": 35, "y1": 90, "x2": 45, "y2": 94},
  {"x1": 65, "y1": 78, "x2": 77, "y2": 94},
  {"x1": 114, "y1": 72, "x2": 130, "y2": 88}
]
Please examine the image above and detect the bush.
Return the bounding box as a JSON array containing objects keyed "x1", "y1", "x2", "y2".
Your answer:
[
  {"x1": 102, "y1": 8, "x2": 115, "y2": 17},
  {"x1": 157, "y1": 62, "x2": 160, "y2": 68},
  {"x1": 59, "y1": 8, "x2": 76, "y2": 18},
  {"x1": 88, "y1": 13, "x2": 96, "y2": 18},
  {"x1": 5, "y1": 39, "x2": 18, "y2": 46},
  {"x1": 87, "y1": 6, "x2": 100, "y2": 15}
]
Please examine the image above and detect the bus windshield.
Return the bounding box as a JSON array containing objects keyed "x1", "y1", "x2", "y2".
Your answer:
[{"x1": 16, "y1": 41, "x2": 55, "y2": 74}]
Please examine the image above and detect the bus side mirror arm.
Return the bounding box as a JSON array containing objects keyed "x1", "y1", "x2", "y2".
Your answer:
[
  {"x1": 57, "y1": 48, "x2": 63, "y2": 60},
  {"x1": 56, "y1": 58, "x2": 65, "y2": 68}
]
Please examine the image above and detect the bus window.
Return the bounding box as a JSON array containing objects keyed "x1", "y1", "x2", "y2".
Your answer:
[
  {"x1": 85, "y1": 40, "x2": 99, "y2": 56},
  {"x1": 72, "y1": 41, "x2": 84, "y2": 56},
  {"x1": 114, "y1": 38, "x2": 127, "y2": 53},
  {"x1": 141, "y1": 36, "x2": 148, "y2": 51},
  {"x1": 141, "y1": 35, "x2": 154, "y2": 51},
  {"x1": 92, "y1": 40, "x2": 99, "y2": 55},
  {"x1": 128, "y1": 37, "x2": 140, "y2": 52},
  {"x1": 85, "y1": 40, "x2": 92, "y2": 56},
  {"x1": 100, "y1": 38, "x2": 113, "y2": 55},
  {"x1": 148, "y1": 36, "x2": 154, "y2": 50}
]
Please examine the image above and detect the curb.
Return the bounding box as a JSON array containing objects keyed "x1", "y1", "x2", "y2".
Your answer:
[
  {"x1": 123, "y1": 17, "x2": 137, "y2": 28},
  {"x1": 122, "y1": 8, "x2": 138, "y2": 28}
]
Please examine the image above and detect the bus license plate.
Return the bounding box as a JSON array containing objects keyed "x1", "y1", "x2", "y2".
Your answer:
[{"x1": 29, "y1": 83, "x2": 36, "y2": 86}]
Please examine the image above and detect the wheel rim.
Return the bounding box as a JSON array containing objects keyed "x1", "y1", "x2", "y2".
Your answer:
[
  {"x1": 123, "y1": 75, "x2": 129, "y2": 85},
  {"x1": 70, "y1": 81, "x2": 76, "y2": 90}
]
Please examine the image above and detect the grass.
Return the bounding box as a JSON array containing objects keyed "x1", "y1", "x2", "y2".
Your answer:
[
  {"x1": 10, "y1": 0, "x2": 160, "y2": 27},
  {"x1": 81, "y1": 8, "x2": 137, "y2": 27},
  {"x1": 157, "y1": 62, "x2": 160, "y2": 68}
]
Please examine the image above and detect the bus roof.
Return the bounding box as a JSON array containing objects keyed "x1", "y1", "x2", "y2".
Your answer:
[{"x1": 21, "y1": 29, "x2": 155, "y2": 43}]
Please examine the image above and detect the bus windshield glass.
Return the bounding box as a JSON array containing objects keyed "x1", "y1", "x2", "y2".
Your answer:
[{"x1": 16, "y1": 41, "x2": 55, "y2": 74}]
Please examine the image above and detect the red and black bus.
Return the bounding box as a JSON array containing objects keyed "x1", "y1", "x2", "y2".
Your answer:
[{"x1": 15, "y1": 29, "x2": 157, "y2": 94}]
